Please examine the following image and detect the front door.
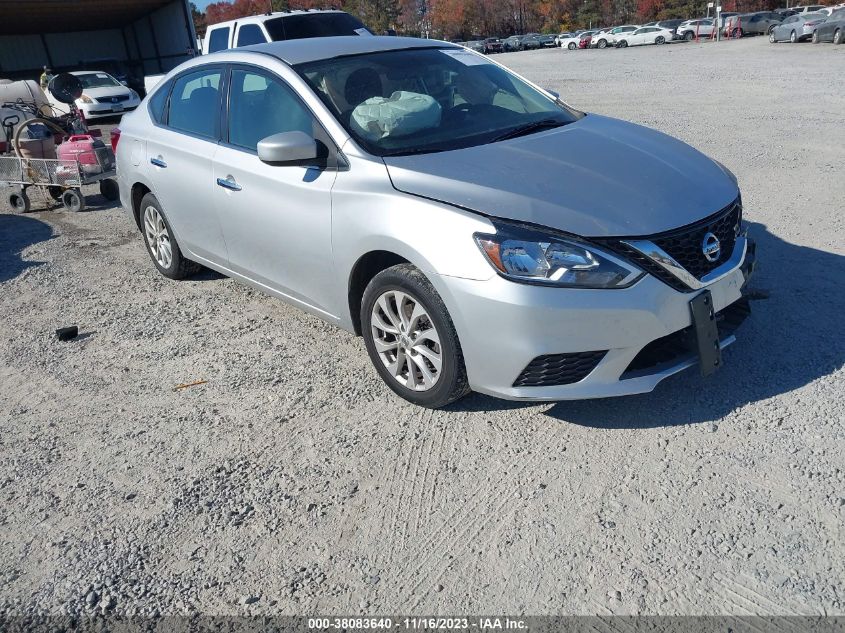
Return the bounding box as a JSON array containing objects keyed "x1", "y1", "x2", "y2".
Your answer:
[{"x1": 212, "y1": 66, "x2": 338, "y2": 317}]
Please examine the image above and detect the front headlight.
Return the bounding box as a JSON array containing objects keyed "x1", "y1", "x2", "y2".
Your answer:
[
  {"x1": 79, "y1": 94, "x2": 93, "y2": 104},
  {"x1": 474, "y1": 221, "x2": 643, "y2": 289}
]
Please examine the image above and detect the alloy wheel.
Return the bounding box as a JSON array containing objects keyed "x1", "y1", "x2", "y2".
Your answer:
[
  {"x1": 835, "y1": 29, "x2": 842, "y2": 44},
  {"x1": 370, "y1": 290, "x2": 442, "y2": 392},
  {"x1": 143, "y1": 205, "x2": 173, "y2": 269},
  {"x1": 790, "y1": 30, "x2": 796, "y2": 42}
]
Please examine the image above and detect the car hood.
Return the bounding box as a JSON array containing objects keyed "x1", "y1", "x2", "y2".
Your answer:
[
  {"x1": 79, "y1": 85, "x2": 132, "y2": 99},
  {"x1": 383, "y1": 114, "x2": 739, "y2": 238}
]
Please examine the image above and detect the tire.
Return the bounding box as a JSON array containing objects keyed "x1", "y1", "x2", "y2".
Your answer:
[
  {"x1": 99, "y1": 178, "x2": 119, "y2": 201},
  {"x1": 790, "y1": 30, "x2": 797, "y2": 43},
  {"x1": 61, "y1": 189, "x2": 85, "y2": 213},
  {"x1": 139, "y1": 192, "x2": 200, "y2": 280},
  {"x1": 9, "y1": 191, "x2": 30, "y2": 213},
  {"x1": 812, "y1": 30, "x2": 819, "y2": 43},
  {"x1": 655, "y1": 35, "x2": 666, "y2": 44},
  {"x1": 684, "y1": 31, "x2": 694, "y2": 40},
  {"x1": 48, "y1": 186, "x2": 63, "y2": 201},
  {"x1": 835, "y1": 28, "x2": 843, "y2": 44},
  {"x1": 361, "y1": 263, "x2": 470, "y2": 408},
  {"x1": 618, "y1": 40, "x2": 628, "y2": 48},
  {"x1": 568, "y1": 42, "x2": 576, "y2": 50},
  {"x1": 770, "y1": 30, "x2": 777, "y2": 42},
  {"x1": 598, "y1": 39, "x2": 607, "y2": 48}
]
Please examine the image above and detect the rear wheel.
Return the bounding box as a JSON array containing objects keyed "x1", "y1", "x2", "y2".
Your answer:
[
  {"x1": 9, "y1": 191, "x2": 30, "y2": 213},
  {"x1": 99, "y1": 178, "x2": 119, "y2": 201},
  {"x1": 61, "y1": 189, "x2": 85, "y2": 213},
  {"x1": 733, "y1": 28, "x2": 743, "y2": 37},
  {"x1": 835, "y1": 28, "x2": 843, "y2": 44},
  {"x1": 655, "y1": 35, "x2": 666, "y2": 44},
  {"x1": 139, "y1": 192, "x2": 200, "y2": 280},
  {"x1": 598, "y1": 39, "x2": 607, "y2": 48},
  {"x1": 568, "y1": 42, "x2": 576, "y2": 49},
  {"x1": 618, "y1": 40, "x2": 628, "y2": 47},
  {"x1": 361, "y1": 264, "x2": 470, "y2": 408},
  {"x1": 684, "y1": 30, "x2": 695, "y2": 40}
]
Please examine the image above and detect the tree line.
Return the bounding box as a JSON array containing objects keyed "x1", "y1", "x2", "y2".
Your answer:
[{"x1": 192, "y1": 0, "x2": 790, "y2": 40}]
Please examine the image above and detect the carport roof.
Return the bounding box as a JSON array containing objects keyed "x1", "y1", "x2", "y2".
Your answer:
[{"x1": 0, "y1": 0, "x2": 176, "y2": 35}]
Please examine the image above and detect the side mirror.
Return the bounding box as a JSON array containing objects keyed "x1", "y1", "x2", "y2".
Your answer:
[{"x1": 257, "y1": 131, "x2": 318, "y2": 165}]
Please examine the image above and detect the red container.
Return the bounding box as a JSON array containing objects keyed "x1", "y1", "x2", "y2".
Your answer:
[{"x1": 57, "y1": 134, "x2": 113, "y2": 176}]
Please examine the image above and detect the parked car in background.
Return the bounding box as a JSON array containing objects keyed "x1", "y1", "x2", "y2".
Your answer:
[
  {"x1": 47, "y1": 70, "x2": 141, "y2": 119},
  {"x1": 578, "y1": 31, "x2": 596, "y2": 48},
  {"x1": 554, "y1": 32, "x2": 573, "y2": 46},
  {"x1": 521, "y1": 34, "x2": 543, "y2": 49},
  {"x1": 819, "y1": 4, "x2": 845, "y2": 15},
  {"x1": 792, "y1": 5, "x2": 826, "y2": 13},
  {"x1": 465, "y1": 40, "x2": 485, "y2": 53},
  {"x1": 593, "y1": 25, "x2": 640, "y2": 47},
  {"x1": 812, "y1": 7, "x2": 845, "y2": 42},
  {"x1": 537, "y1": 34, "x2": 557, "y2": 47},
  {"x1": 202, "y1": 10, "x2": 372, "y2": 55},
  {"x1": 770, "y1": 12, "x2": 828, "y2": 41},
  {"x1": 558, "y1": 33, "x2": 583, "y2": 49},
  {"x1": 677, "y1": 18, "x2": 716, "y2": 39},
  {"x1": 483, "y1": 37, "x2": 504, "y2": 53},
  {"x1": 502, "y1": 35, "x2": 523, "y2": 51},
  {"x1": 117, "y1": 36, "x2": 754, "y2": 407},
  {"x1": 724, "y1": 12, "x2": 783, "y2": 37},
  {"x1": 616, "y1": 26, "x2": 675, "y2": 46},
  {"x1": 654, "y1": 19, "x2": 686, "y2": 36},
  {"x1": 717, "y1": 12, "x2": 740, "y2": 28}
]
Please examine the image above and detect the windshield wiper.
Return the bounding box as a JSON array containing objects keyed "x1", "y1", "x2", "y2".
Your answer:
[
  {"x1": 381, "y1": 146, "x2": 450, "y2": 157},
  {"x1": 493, "y1": 118, "x2": 569, "y2": 142}
]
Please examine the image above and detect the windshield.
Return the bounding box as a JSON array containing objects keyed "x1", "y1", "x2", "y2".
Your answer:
[
  {"x1": 295, "y1": 47, "x2": 582, "y2": 157},
  {"x1": 76, "y1": 72, "x2": 121, "y2": 88},
  {"x1": 264, "y1": 13, "x2": 371, "y2": 41}
]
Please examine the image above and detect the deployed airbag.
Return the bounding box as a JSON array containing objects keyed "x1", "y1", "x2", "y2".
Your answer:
[{"x1": 351, "y1": 91, "x2": 441, "y2": 141}]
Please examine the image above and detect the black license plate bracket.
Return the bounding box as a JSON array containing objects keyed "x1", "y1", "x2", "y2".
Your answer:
[{"x1": 689, "y1": 290, "x2": 721, "y2": 376}]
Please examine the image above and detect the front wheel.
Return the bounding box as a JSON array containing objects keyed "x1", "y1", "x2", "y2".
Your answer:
[
  {"x1": 733, "y1": 28, "x2": 743, "y2": 38},
  {"x1": 568, "y1": 42, "x2": 577, "y2": 50},
  {"x1": 655, "y1": 35, "x2": 666, "y2": 44},
  {"x1": 618, "y1": 40, "x2": 628, "y2": 48},
  {"x1": 811, "y1": 30, "x2": 819, "y2": 43},
  {"x1": 770, "y1": 30, "x2": 777, "y2": 42},
  {"x1": 598, "y1": 39, "x2": 607, "y2": 48},
  {"x1": 361, "y1": 264, "x2": 470, "y2": 408},
  {"x1": 790, "y1": 30, "x2": 797, "y2": 43},
  {"x1": 61, "y1": 189, "x2": 85, "y2": 213},
  {"x1": 684, "y1": 31, "x2": 694, "y2": 40}
]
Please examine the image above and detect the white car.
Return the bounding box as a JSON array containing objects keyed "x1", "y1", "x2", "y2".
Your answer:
[
  {"x1": 676, "y1": 18, "x2": 716, "y2": 40},
  {"x1": 616, "y1": 26, "x2": 675, "y2": 47},
  {"x1": 558, "y1": 33, "x2": 583, "y2": 49},
  {"x1": 49, "y1": 71, "x2": 141, "y2": 120},
  {"x1": 593, "y1": 25, "x2": 641, "y2": 48}
]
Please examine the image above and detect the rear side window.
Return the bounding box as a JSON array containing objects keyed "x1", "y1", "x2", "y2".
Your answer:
[
  {"x1": 148, "y1": 80, "x2": 171, "y2": 123},
  {"x1": 207, "y1": 27, "x2": 230, "y2": 53},
  {"x1": 167, "y1": 68, "x2": 222, "y2": 139},
  {"x1": 237, "y1": 24, "x2": 266, "y2": 46},
  {"x1": 264, "y1": 13, "x2": 370, "y2": 41}
]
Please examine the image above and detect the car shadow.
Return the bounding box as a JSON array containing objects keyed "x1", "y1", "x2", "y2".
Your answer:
[
  {"x1": 451, "y1": 222, "x2": 845, "y2": 428},
  {"x1": 0, "y1": 212, "x2": 54, "y2": 282}
]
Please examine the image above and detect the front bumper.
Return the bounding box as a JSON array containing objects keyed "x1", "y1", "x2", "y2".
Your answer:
[
  {"x1": 434, "y1": 240, "x2": 755, "y2": 401},
  {"x1": 80, "y1": 100, "x2": 139, "y2": 119}
]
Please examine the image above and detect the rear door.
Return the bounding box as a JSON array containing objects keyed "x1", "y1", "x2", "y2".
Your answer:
[
  {"x1": 211, "y1": 65, "x2": 339, "y2": 316},
  {"x1": 144, "y1": 65, "x2": 228, "y2": 265}
]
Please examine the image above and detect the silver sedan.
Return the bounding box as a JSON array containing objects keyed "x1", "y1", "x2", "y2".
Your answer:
[
  {"x1": 115, "y1": 37, "x2": 755, "y2": 407},
  {"x1": 770, "y1": 12, "x2": 828, "y2": 41}
]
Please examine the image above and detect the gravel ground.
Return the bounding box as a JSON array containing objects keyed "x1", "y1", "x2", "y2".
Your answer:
[{"x1": 1, "y1": 37, "x2": 843, "y2": 618}]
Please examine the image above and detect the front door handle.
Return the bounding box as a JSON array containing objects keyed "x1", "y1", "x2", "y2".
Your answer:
[
  {"x1": 150, "y1": 157, "x2": 167, "y2": 168},
  {"x1": 216, "y1": 177, "x2": 242, "y2": 192}
]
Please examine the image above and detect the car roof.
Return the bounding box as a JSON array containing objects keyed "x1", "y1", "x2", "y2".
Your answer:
[
  {"x1": 217, "y1": 35, "x2": 458, "y2": 66},
  {"x1": 70, "y1": 70, "x2": 114, "y2": 76}
]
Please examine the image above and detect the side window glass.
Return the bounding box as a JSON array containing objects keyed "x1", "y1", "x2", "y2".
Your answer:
[
  {"x1": 227, "y1": 69, "x2": 315, "y2": 151},
  {"x1": 208, "y1": 27, "x2": 230, "y2": 53},
  {"x1": 237, "y1": 24, "x2": 267, "y2": 46},
  {"x1": 149, "y1": 80, "x2": 171, "y2": 123},
  {"x1": 167, "y1": 69, "x2": 222, "y2": 138}
]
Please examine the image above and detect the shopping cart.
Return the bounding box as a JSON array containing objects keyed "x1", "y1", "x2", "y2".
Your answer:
[{"x1": 1, "y1": 143, "x2": 117, "y2": 213}]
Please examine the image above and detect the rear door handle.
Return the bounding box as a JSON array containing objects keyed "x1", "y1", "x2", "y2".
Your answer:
[
  {"x1": 216, "y1": 177, "x2": 242, "y2": 192},
  {"x1": 150, "y1": 157, "x2": 167, "y2": 168}
]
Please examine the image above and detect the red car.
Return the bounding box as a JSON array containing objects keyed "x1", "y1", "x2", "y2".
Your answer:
[{"x1": 578, "y1": 32, "x2": 594, "y2": 48}]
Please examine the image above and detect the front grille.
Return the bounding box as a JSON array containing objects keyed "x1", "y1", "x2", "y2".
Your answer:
[
  {"x1": 95, "y1": 95, "x2": 130, "y2": 103},
  {"x1": 513, "y1": 350, "x2": 607, "y2": 387},
  {"x1": 623, "y1": 297, "x2": 751, "y2": 376},
  {"x1": 597, "y1": 198, "x2": 742, "y2": 292}
]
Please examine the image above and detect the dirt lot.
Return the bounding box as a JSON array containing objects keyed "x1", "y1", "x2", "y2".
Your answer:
[{"x1": 1, "y1": 37, "x2": 843, "y2": 618}]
